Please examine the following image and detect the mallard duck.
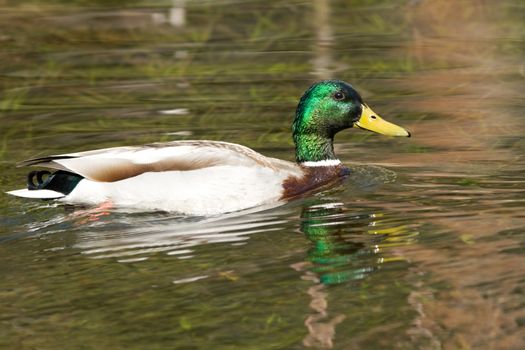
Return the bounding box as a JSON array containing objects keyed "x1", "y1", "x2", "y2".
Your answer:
[{"x1": 7, "y1": 80, "x2": 409, "y2": 215}]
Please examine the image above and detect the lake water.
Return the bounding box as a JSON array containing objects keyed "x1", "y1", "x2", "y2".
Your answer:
[{"x1": 1, "y1": 1, "x2": 524, "y2": 349}]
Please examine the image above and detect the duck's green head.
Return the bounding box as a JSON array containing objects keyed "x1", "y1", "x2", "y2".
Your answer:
[{"x1": 293, "y1": 80, "x2": 410, "y2": 163}]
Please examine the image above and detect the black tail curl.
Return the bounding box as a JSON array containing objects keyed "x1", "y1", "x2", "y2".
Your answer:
[{"x1": 27, "y1": 170, "x2": 52, "y2": 190}]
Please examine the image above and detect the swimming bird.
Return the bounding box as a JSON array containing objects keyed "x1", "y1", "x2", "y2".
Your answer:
[{"x1": 7, "y1": 80, "x2": 410, "y2": 215}]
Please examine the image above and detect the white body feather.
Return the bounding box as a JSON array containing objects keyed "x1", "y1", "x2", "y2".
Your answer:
[{"x1": 63, "y1": 165, "x2": 290, "y2": 215}]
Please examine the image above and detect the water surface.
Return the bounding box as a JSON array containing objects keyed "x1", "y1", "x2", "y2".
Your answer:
[{"x1": 1, "y1": 1, "x2": 525, "y2": 349}]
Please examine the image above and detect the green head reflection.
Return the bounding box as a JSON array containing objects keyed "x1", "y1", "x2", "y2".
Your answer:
[{"x1": 300, "y1": 201, "x2": 416, "y2": 285}]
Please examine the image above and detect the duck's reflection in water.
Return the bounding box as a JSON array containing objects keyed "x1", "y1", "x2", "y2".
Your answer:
[
  {"x1": 293, "y1": 200, "x2": 416, "y2": 349},
  {"x1": 30, "y1": 184, "x2": 417, "y2": 349}
]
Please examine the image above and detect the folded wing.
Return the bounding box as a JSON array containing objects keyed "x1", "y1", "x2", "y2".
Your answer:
[{"x1": 19, "y1": 140, "x2": 297, "y2": 182}]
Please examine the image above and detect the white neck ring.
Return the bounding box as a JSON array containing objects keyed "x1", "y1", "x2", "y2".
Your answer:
[{"x1": 301, "y1": 159, "x2": 341, "y2": 167}]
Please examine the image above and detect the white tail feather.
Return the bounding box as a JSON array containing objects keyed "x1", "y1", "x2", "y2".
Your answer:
[{"x1": 6, "y1": 189, "x2": 65, "y2": 199}]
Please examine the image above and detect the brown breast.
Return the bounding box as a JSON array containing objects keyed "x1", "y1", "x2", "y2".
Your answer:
[{"x1": 281, "y1": 165, "x2": 350, "y2": 199}]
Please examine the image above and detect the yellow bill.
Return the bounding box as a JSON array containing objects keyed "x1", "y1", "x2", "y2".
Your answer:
[{"x1": 354, "y1": 104, "x2": 410, "y2": 137}]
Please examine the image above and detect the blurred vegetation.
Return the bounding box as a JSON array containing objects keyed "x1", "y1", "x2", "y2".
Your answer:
[
  {"x1": 0, "y1": 0, "x2": 523, "y2": 162},
  {"x1": 0, "y1": 0, "x2": 399, "y2": 167}
]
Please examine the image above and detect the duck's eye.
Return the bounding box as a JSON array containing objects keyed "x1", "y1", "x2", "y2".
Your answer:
[{"x1": 333, "y1": 91, "x2": 345, "y2": 101}]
